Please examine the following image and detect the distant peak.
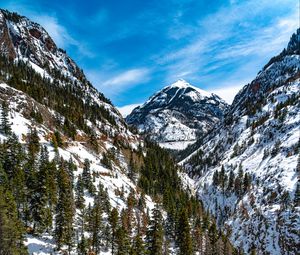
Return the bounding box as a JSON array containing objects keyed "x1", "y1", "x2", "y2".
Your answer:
[
  {"x1": 164, "y1": 79, "x2": 212, "y2": 98},
  {"x1": 168, "y1": 79, "x2": 191, "y2": 89}
]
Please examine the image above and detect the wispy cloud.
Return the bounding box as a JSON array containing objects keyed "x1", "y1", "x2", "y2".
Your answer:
[
  {"x1": 103, "y1": 68, "x2": 150, "y2": 88},
  {"x1": 86, "y1": 67, "x2": 151, "y2": 99},
  {"x1": 209, "y1": 83, "x2": 247, "y2": 104},
  {"x1": 117, "y1": 103, "x2": 141, "y2": 117},
  {"x1": 157, "y1": 0, "x2": 298, "y2": 86}
]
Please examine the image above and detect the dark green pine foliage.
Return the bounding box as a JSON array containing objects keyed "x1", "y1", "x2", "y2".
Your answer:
[
  {"x1": 0, "y1": 101, "x2": 12, "y2": 135},
  {"x1": 115, "y1": 226, "x2": 130, "y2": 255},
  {"x1": 227, "y1": 170, "x2": 235, "y2": 192},
  {"x1": 146, "y1": 205, "x2": 164, "y2": 255},
  {"x1": 27, "y1": 128, "x2": 40, "y2": 157},
  {"x1": 109, "y1": 207, "x2": 119, "y2": 255},
  {"x1": 208, "y1": 222, "x2": 219, "y2": 255},
  {"x1": 75, "y1": 174, "x2": 85, "y2": 209},
  {"x1": 137, "y1": 141, "x2": 235, "y2": 253},
  {"x1": 55, "y1": 159, "x2": 75, "y2": 252},
  {"x1": 138, "y1": 141, "x2": 181, "y2": 208},
  {"x1": 30, "y1": 146, "x2": 51, "y2": 233},
  {"x1": 67, "y1": 158, "x2": 76, "y2": 189},
  {"x1": 76, "y1": 207, "x2": 88, "y2": 255},
  {"x1": 90, "y1": 190, "x2": 104, "y2": 254},
  {"x1": 25, "y1": 128, "x2": 41, "y2": 226},
  {"x1": 130, "y1": 232, "x2": 145, "y2": 255},
  {"x1": 294, "y1": 180, "x2": 300, "y2": 207},
  {"x1": 177, "y1": 208, "x2": 193, "y2": 255},
  {"x1": 1, "y1": 134, "x2": 26, "y2": 217},
  {"x1": 82, "y1": 159, "x2": 95, "y2": 194},
  {"x1": 0, "y1": 184, "x2": 28, "y2": 254}
]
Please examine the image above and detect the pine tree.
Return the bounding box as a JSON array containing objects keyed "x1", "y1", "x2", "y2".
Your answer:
[
  {"x1": 55, "y1": 159, "x2": 75, "y2": 252},
  {"x1": 128, "y1": 153, "x2": 137, "y2": 182},
  {"x1": 0, "y1": 186, "x2": 28, "y2": 254},
  {"x1": 75, "y1": 174, "x2": 85, "y2": 209},
  {"x1": 213, "y1": 170, "x2": 219, "y2": 186},
  {"x1": 130, "y1": 232, "x2": 145, "y2": 255},
  {"x1": 219, "y1": 165, "x2": 227, "y2": 196},
  {"x1": 27, "y1": 128, "x2": 40, "y2": 157},
  {"x1": 0, "y1": 101, "x2": 12, "y2": 135},
  {"x1": 82, "y1": 159, "x2": 95, "y2": 194},
  {"x1": 208, "y1": 222, "x2": 219, "y2": 255},
  {"x1": 146, "y1": 205, "x2": 163, "y2": 255},
  {"x1": 30, "y1": 146, "x2": 50, "y2": 233},
  {"x1": 90, "y1": 191, "x2": 104, "y2": 254},
  {"x1": 89, "y1": 132, "x2": 99, "y2": 153},
  {"x1": 109, "y1": 207, "x2": 119, "y2": 255},
  {"x1": 243, "y1": 173, "x2": 251, "y2": 193},
  {"x1": 234, "y1": 164, "x2": 244, "y2": 198},
  {"x1": 294, "y1": 180, "x2": 300, "y2": 207},
  {"x1": 115, "y1": 226, "x2": 130, "y2": 255},
  {"x1": 67, "y1": 157, "x2": 76, "y2": 189},
  {"x1": 193, "y1": 217, "x2": 203, "y2": 254},
  {"x1": 177, "y1": 208, "x2": 193, "y2": 255},
  {"x1": 2, "y1": 134, "x2": 26, "y2": 216},
  {"x1": 76, "y1": 207, "x2": 88, "y2": 255},
  {"x1": 227, "y1": 170, "x2": 235, "y2": 192}
]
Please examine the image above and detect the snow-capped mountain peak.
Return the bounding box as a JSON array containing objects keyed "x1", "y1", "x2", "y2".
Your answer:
[
  {"x1": 164, "y1": 79, "x2": 213, "y2": 99},
  {"x1": 126, "y1": 80, "x2": 228, "y2": 150}
]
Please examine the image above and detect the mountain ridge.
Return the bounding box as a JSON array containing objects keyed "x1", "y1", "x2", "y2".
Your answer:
[{"x1": 182, "y1": 28, "x2": 300, "y2": 254}]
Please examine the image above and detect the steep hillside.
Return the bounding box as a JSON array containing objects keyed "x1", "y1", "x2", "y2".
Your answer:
[
  {"x1": 126, "y1": 79, "x2": 228, "y2": 150},
  {"x1": 0, "y1": 9, "x2": 235, "y2": 255},
  {"x1": 183, "y1": 29, "x2": 300, "y2": 254}
]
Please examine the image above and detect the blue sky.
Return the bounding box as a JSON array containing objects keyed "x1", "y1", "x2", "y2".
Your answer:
[{"x1": 1, "y1": 0, "x2": 299, "y2": 112}]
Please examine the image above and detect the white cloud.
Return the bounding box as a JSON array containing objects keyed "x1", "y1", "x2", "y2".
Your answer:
[
  {"x1": 86, "y1": 67, "x2": 151, "y2": 99},
  {"x1": 103, "y1": 68, "x2": 150, "y2": 88},
  {"x1": 157, "y1": 0, "x2": 298, "y2": 86},
  {"x1": 209, "y1": 84, "x2": 245, "y2": 104},
  {"x1": 117, "y1": 103, "x2": 141, "y2": 117}
]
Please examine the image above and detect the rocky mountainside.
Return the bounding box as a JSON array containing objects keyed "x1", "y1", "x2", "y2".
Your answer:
[
  {"x1": 182, "y1": 28, "x2": 300, "y2": 254},
  {"x1": 126, "y1": 79, "x2": 228, "y2": 150},
  {"x1": 0, "y1": 9, "x2": 235, "y2": 255}
]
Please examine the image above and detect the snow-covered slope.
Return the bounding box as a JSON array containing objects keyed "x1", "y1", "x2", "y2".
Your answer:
[
  {"x1": 0, "y1": 9, "x2": 154, "y2": 254},
  {"x1": 126, "y1": 79, "x2": 228, "y2": 150},
  {"x1": 0, "y1": 81, "x2": 156, "y2": 254},
  {"x1": 182, "y1": 29, "x2": 300, "y2": 254}
]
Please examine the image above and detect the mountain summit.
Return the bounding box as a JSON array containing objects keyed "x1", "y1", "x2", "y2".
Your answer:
[{"x1": 126, "y1": 79, "x2": 228, "y2": 150}]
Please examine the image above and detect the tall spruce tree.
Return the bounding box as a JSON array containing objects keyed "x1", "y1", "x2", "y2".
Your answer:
[
  {"x1": 55, "y1": 159, "x2": 75, "y2": 252},
  {"x1": 0, "y1": 186, "x2": 28, "y2": 255},
  {"x1": 146, "y1": 205, "x2": 163, "y2": 255},
  {"x1": 90, "y1": 192, "x2": 104, "y2": 254},
  {"x1": 0, "y1": 101, "x2": 11, "y2": 135},
  {"x1": 109, "y1": 207, "x2": 119, "y2": 255},
  {"x1": 177, "y1": 208, "x2": 193, "y2": 255}
]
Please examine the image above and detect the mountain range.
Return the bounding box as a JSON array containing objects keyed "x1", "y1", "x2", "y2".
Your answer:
[{"x1": 0, "y1": 8, "x2": 299, "y2": 255}]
